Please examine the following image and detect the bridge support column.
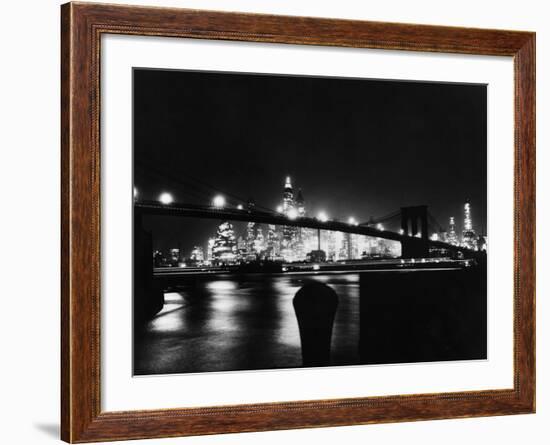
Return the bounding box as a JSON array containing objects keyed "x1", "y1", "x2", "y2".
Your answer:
[
  {"x1": 134, "y1": 208, "x2": 164, "y2": 323},
  {"x1": 400, "y1": 205, "x2": 429, "y2": 258},
  {"x1": 401, "y1": 238, "x2": 429, "y2": 258}
]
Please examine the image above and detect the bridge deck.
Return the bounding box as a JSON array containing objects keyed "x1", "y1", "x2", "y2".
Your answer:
[{"x1": 135, "y1": 201, "x2": 471, "y2": 252}]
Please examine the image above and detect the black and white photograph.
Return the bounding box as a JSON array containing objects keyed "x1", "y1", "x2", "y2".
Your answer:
[{"x1": 132, "y1": 68, "x2": 488, "y2": 376}]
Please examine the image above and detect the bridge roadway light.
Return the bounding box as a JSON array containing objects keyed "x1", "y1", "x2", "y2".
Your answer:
[
  {"x1": 399, "y1": 228, "x2": 404, "y2": 235},
  {"x1": 377, "y1": 223, "x2": 384, "y2": 231},
  {"x1": 213, "y1": 195, "x2": 225, "y2": 208},
  {"x1": 158, "y1": 192, "x2": 173, "y2": 205},
  {"x1": 237, "y1": 204, "x2": 243, "y2": 210},
  {"x1": 348, "y1": 217, "x2": 358, "y2": 226},
  {"x1": 287, "y1": 208, "x2": 298, "y2": 220},
  {"x1": 276, "y1": 205, "x2": 283, "y2": 213},
  {"x1": 317, "y1": 211, "x2": 328, "y2": 222}
]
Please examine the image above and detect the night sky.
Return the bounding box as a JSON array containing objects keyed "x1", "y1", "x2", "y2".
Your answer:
[{"x1": 134, "y1": 68, "x2": 487, "y2": 254}]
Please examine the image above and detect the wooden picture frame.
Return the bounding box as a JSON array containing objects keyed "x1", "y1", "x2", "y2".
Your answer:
[{"x1": 61, "y1": 2, "x2": 535, "y2": 442}]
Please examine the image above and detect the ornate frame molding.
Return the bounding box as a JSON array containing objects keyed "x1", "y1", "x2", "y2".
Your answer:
[{"x1": 61, "y1": 2, "x2": 535, "y2": 442}]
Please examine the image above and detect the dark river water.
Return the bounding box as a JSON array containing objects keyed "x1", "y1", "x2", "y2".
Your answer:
[{"x1": 134, "y1": 273, "x2": 361, "y2": 375}]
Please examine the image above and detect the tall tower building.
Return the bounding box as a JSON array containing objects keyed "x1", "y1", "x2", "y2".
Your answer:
[
  {"x1": 294, "y1": 188, "x2": 307, "y2": 261},
  {"x1": 207, "y1": 238, "x2": 215, "y2": 262},
  {"x1": 281, "y1": 177, "x2": 298, "y2": 259},
  {"x1": 212, "y1": 221, "x2": 237, "y2": 264},
  {"x1": 464, "y1": 200, "x2": 473, "y2": 231},
  {"x1": 462, "y1": 200, "x2": 477, "y2": 250},
  {"x1": 296, "y1": 189, "x2": 305, "y2": 217},
  {"x1": 190, "y1": 246, "x2": 204, "y2": 264},
  {"x1": 447, "y1": 216, "x2": 459, "y2": 246},
  {"x1": 245, "y1": 221, "x2": 257, "y2": 260},
  {"x1": 282, "y1": 176, "x2": 294, "y2": 214},
  {"x1": 266, "y1": 225, "x2": 281, "y2": 259},
  {"x1": 254, "y1": 226, "x2": 265, "y2": 254}
]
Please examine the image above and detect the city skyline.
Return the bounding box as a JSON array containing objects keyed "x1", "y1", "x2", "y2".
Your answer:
[{"x1": 145, "y1": 175, "x2": 486, "y2": 266}]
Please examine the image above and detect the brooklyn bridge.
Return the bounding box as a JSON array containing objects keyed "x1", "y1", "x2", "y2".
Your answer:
[{"x1": 135, "y1": 199, "x2": 477, "y2": 260}]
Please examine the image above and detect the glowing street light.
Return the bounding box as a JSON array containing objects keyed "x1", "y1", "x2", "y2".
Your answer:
[
  {"x1": 377, "y1": 223, "x2": 384, "y2": 231},
  {"x1": 348, "y1": 217, "x2": 358, "y2": 226},
  {"x1": 287, "y1": 208, "x2": 298, "y2": 220},
  {"x1": 158, "y1": 192, "x2": 173, "y2": 205},
  {"x1": 133, "y1": 187, "x2": 138, "y2": 200},
  {"x1": 276, "y1": 205, "x2": 283, "y2": 213},
  {"x1": 237, "y1": 204, "x2": 243, "y2": 210},
  {"x1": 399, "y1": 228, "x2": 405, "y2": 235},
  {"x1": 430, "y1": 233, "x2": 439, "y2": 241},
  {"x1": 213, "y1": 195, "x2": 225, "y2": 208},
  {"x1": 317, "y1": 211, "x2": 329, "y2": 222}
]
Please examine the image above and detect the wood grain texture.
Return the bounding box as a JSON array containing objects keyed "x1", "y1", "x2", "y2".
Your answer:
[{"x1": 60, "y1": 2, "x2": 536, "y2": 442}]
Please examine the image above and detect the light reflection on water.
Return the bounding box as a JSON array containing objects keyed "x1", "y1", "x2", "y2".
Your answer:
[
  {"x1": 147, "y1": 292, "x2": 186, "y2": 333},
  {"x1": 271, "y1": 277, "x2": 302, "y2": 349},
  {"x1": 137, "y1": 273, "x2": 361, "y2": 374},
  {"x1": 206, "y1": 280, "x2": 238, "y2": 292}
]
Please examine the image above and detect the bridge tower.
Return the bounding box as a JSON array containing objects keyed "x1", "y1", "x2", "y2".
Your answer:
[{"x1": 400, "y1": 205, "x2": 429, "y2": 258}]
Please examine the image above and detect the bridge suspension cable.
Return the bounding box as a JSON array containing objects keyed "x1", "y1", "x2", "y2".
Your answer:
[
  {"x1": 359, "y1": 209, "x2": 401, "y2": 226},
  {"x1": 427, "y1": 211, "x2": 445, "y2": 233},
  {"x1": 135, "y1": 159, "x2": 280, "y2": 214}
]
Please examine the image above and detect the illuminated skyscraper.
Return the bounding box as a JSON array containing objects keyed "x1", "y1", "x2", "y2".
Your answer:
[
  {"x1": 294, "y1": 188, "x2": 307, "y2": 260},
  {"x1": 189, "y1": 246, "x2": 204, "y2": 265},
  {"x1": 282, "y1": 176, "x2": 294, "y2": 214},
  {"x1": 462, "y1": 200, "x2": 477, "y2": 250},
  {"x1": 254, "y1": 226, "x2": 265, "y2": 254},
  {"x1": 464, "y1": 201, "x2": 472, "y2": 230},
  {"x1": 246, "y1": 221, "x2": 256, "y2": 254},
  {"x1": 296, "y1": 189, "x2": 305, "y2": 217},
  {"x1": 207, "y1": 238, "x2": 215, "y2": 262},
  {"x1": 340, "y1": 234, "x2": 351, "y2": 260},
  {"x1": 236, "y1": 236, "x2": 247, "y2": 260},
  {"x1": 266, "y1": 225, "x2": 281, "y2": 259},
  {"x1": 349, "y1": 234, "x2": 361, "y2": 259},
  {"x1": 326, "y1": 230, "x2": 337, "y2": 261},
  {"x1": 168, "y1": 248, "x2": 180, "y2": 265},
  {"x1": 281, "y1": 176, "x2": 298, "y2": 257},
  {"x1": 212, "y1": 221, "x2": 237, "y2": 264},
  {"x1": 245, "y1": 221, "x2": 266, "y2": 261},
  {"x1": 447, "y1": 217, "x2": 459, "y2": 246}
]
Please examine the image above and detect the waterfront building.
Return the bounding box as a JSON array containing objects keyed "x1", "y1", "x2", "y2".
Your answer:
[
  {"x1": 282, "y1": 176, "x2": 294, "y2": 214},
  {"x1": 340, "y1": 233, "x2": 351, "y2": 260},
  {"x1": 189, "y1": 246, "x2": 204, "y2": 263},
  {"x1": 294, "y1": 188, "x2": 308, "y2": 261},
  {"x1": 153, "y1": 250, "x2": 164, "y2": 268},
  {"x1": 212, "y1": 221, "x2": 237, "y2": 264},
  {"x1": 477, "y1": 234, "x2": 488, "y2": 252},
  {"x1": 296, "y1": 189, "x2": 305, "y2": 217},
  {"x1": 326, "y1": 230, "x2": 338, "y2": 261},
  {"x1": 245, "y1": 221, "x2": 257, "y2": 259},
  {"x1": 461, "y1": 200, "x2": 477, "y2": 250},
  {"x1": 447, "y1": 216, "x2": 459, "y2": 246},
  {"x1": 236, "y1": 236, "x2": 247, "y2": 262},
  {"x1": 206, "y1": 238, "x2": 215, "y2": 262},
  {"x1": 281, "y1": 176, "x2": 298, "y2": 250},
  {"x1": 254, "y1": 226, "x2": 265, "y2": 254},
  {"x1": 168, "y1": 248, "x2": 180, "y2": 266},
  {"x1": 266, "y1": 225, "x2": 281, "y2": 259}
]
